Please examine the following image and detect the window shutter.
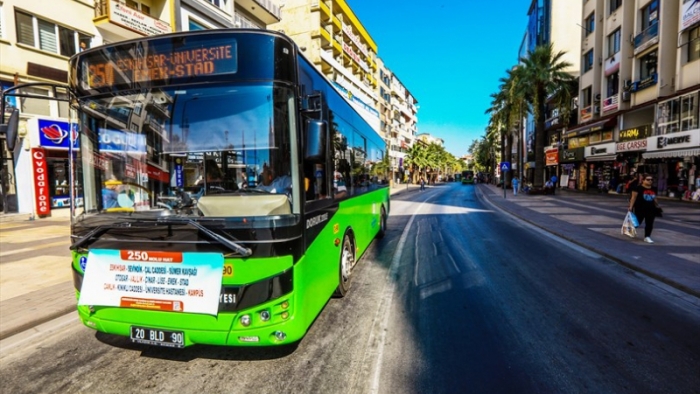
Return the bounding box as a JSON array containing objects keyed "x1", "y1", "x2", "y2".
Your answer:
[
  {"x1": 38, "y1": 19, "x2": 57, "y2": 53},
  {"x1": 15, "y1": 12, "x2": 35, "y2": 46}
]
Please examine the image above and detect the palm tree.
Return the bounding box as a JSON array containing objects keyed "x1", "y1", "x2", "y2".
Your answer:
[
  {"x1": 517, "y1": 43, "x2": 574, "y2": 188},
  {"x1": 485, "y1": 66, "x2": 528, "y2": 187},
  {"x1": 404, "y1": 143, "x2": 427, "y2": 184}
]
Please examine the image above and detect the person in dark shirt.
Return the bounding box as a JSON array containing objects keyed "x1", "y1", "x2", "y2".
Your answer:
[{"x1": 628, "y1": 173, "x2": 662, "y2": 244}]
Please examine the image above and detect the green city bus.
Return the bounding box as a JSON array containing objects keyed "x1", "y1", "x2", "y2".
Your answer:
[
  {"x1": 1, "y1": 30, "x2": 389, "y2": 347},
  {"x1": 461, "y1": 170, "x2": 475, "y2": 185}
]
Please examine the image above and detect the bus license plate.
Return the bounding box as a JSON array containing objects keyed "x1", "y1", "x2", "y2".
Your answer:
[{"x1": 130, "y1": 326, "x2": 184, "y2": 348}]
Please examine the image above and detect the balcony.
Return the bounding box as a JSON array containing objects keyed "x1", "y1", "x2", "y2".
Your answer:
[
  {"x1": 633, "y1": 22, "x2": 659, "y2": 55},
  {"x1": 94, "y1": 0, "x2": 170, "y2": 40},
  {"x1": 234, "y1": 13, "x2": 259, "y2": 29},
  {"x1": 236, "y1": 0, "x2": 281, "y2": 25}
]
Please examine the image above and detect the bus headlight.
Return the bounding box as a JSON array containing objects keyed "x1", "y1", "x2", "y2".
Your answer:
[
  {"x1": 240, "y1": 314, "x2": 251, "y2": 327},
  {"x1": 260, "y1": 310, "x2": 271, "y2": 322}
]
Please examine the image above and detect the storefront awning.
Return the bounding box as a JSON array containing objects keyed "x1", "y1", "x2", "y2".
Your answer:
[
  {"x1": 643, "y1": 148, "x2": 700, "y2": 159},
  {"x1": 585, "y1": 154, "x2": 617, "y2": 162},
  {"x1": 564, "y1": 116, "x2": 617, "y2": 138}
]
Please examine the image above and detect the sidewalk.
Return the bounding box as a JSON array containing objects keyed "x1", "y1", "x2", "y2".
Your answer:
[
  {"x1": 477, "y1": 183, "x2": 700, "y2": 298},
  {"x1": 0, "y1": 214, "x2": 74, "y2": 340}
]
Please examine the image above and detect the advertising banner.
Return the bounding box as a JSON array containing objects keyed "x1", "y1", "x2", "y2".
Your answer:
[
  {"x1": 38, "y1": 119, "x2": 79, "y2": 149},
  {"x1": 31, "y1": 148, "x2": 51, "y2": 216}
]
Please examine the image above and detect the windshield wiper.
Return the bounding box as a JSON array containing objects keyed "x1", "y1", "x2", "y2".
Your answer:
[
  {"x1": 69, "y1": 221, "x2": 137, "y2": 250},
  {"x1": 188, "y1": 220, "x2": 252, "y2": 257}
]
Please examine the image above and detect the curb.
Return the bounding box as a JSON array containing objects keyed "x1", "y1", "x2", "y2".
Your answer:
[
  {"x1": 0, "y1": 305, "x2": 76, "y2": 341},
  {"x1": 475, "y1": 185, "x2": 700, "y2": 300}
]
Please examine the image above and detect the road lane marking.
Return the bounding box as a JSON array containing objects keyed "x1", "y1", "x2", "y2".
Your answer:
[{"x1": 369, "y1": 194, "x2": 431, "y2": 394}]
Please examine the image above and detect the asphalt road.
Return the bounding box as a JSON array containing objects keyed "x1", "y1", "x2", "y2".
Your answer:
[{"x1": 1, "y1": 183, "x2": 699, "y2": 394}]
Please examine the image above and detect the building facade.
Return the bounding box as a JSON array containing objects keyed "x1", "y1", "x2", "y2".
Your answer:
[
  {"x1": 0, "y1": 0, "x2": 95, "y2": 215},
  {"x1": 563, "y1": 0, "x2": 699, "y2": 200},
  {"x1": 270, "y1": 0, "x2": 381, "y2": 132},
  {"x1": 520, "y1": 0, "x2": 583, "y2": 183},
  {"x1": 0, "y1": 0, "x2": 283, "y2": 217}
]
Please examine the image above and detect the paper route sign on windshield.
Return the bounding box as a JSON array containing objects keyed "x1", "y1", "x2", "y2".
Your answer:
[{"x1": 78, "y1": 249, "x2": 224, "y2": 315}]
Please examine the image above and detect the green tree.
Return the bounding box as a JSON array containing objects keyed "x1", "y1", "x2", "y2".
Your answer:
[{"x1": 517, "y1": 43, "x2": 574, "y2": 188}]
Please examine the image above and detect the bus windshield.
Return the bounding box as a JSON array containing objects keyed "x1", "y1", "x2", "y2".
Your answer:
[{"x1": 73, "y1": 83, "x2": 299, "y2": 221}]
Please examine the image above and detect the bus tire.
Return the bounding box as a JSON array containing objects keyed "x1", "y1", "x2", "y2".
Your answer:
[
  {"x1": 376, "y1": 206, "x2": 387, "y2": 239},
  {"x1": 333, "y1": 232, "x2": 355, "y2": 297}
]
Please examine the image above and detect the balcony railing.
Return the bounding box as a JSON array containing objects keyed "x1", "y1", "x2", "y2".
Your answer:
[
  {"x1": 234, "y1": 13, "x2": 258, "y2": 29},
  {"x1": 252, "y1": 0, "x2": 281, "y2": 20},
  {"x1": 633, "y1": 22, "x2": 658, "y2": 50}
]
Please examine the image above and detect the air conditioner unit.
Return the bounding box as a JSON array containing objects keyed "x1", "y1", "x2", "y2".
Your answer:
[
  {"x1": 623, "y1": 80, "x2": 632, "y2": 89},
  {"x1": 594, "y1": 93, "x2": 601, "y2": 102},
  {"x1": 622, "y1": 91, "x2": 631, "y2": 101},
  {"x1": 595, "y1": 106, "x2": 601, "y2": 114}
]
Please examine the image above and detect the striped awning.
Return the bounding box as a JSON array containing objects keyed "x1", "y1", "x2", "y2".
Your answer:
[
  {"x1": 585, "y1": 154, "x2": 617, "y2": 162},
  {"x1": 642, "y1": 148, "x2": 700, "y2": 159}
]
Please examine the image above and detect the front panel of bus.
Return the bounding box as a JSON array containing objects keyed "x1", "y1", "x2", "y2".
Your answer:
[{"x1": 67, "y1": 31, "x2": 315, "y2": 346}]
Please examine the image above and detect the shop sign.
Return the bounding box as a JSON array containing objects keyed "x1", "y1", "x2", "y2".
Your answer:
[
  {"x1": 560, "y1": 148, "x2": 584, "y2": 162},
  {"x1": 32, "y1": 148, "x2": 51, "y2": 216},
  {"x1": 645, "y1": 129, "x2": 700, "y2": 152},
  {"x1": 147, "y1": 164, "x2": 169, "y2": 182},
  {"x1": 109, "y1": 1, "x2": 170, "y2": 36},
  {"x1": 682, "y1": 0, "x2": 700, "y2": 30},
  {"x1": 38, "y1": 119, "x2": 79, "y2": 149},
  {"x1": 604, "y1": 55, "x2": 620, "y2": 76},
  {"x1": 342, "y1": 42, "x2": 369, "y2": 73},
  {"x1": 619, "y1": 125, "x2": 652, "y2": 142},
  {"x1": 545, "y1": 148, "x2": 559, "y2": 166},
  {"x1": 630, "y1": 73, "x2": 658, "y2": 92},
  {"x1": 616, "y1": 139, "x2": 647, "y2": 152},
  {"x1": 580, "y1": 106, "x2": 593, "y2": 122},
  {"x1": 602, "y1": 94, "x2": 618, "y2": 112},
  {"x1": 585, "y1": 142, "x2": 616, "y2": 157},
  {"x1": 98, "y1": 128, "x2": 146, "y2": 154},
  {"x1": 342, "y1": 23, "x2": 369, "y2": 57}
]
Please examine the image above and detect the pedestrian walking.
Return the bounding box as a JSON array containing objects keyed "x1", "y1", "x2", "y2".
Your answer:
[
  {"x1": 420, "y1": 177, "x2": 425, "y2": 191},
  {"x1": 551, "y1": 174, "x2": 558, "y2": 195},
  {"x1": 628, "y1": 173, "x2": 662, "y2": 244},
  {"x1": 512, "y1": 177, "x2": 519, "y2": 196}
]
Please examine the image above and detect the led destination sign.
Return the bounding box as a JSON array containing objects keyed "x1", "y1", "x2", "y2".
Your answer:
[{"x1": 81, "y1": 38, "x2": 237, "y2": 89}]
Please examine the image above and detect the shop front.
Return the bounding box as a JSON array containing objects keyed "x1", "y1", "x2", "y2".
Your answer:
[
  {"x1": 616, "y1": 124, "x2": 651, "y2": 180},
  {"x1": 585, "y1": 142, "x2": 618, "y2": 192},
  {"x1": 559, "y1": 147, "x2": 584, "y2": 190},
  {"x1": 545, "y1": 145, "x2": 559, "y2": 185},
  {"x1": 642, "y1": 129, "x2": 700, "y2": 199}
]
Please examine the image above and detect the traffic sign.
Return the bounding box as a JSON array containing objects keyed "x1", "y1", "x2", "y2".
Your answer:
[{"x1": 500, "y1": 162, "x2": 511, "y2": 172}]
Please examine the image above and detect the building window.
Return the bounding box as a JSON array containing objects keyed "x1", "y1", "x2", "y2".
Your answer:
[
  {"x1": 657, "y1": 92, "x2": 699, "y2": 134},
  {"x1": 689, "y1": 26, "x2": 700, "y2": 63},
  {"x1": 641, "y1": 0, "x2": 658, "y2": 31},
  {"x1": 583, "y1": 86, "x2": 592, "y2": 108},
  {"x1": 640, "y1": 50, "x2": 657, "y2": 80},
  {"x1": 607, "y1": 72, "x2": 619, "y2": 97},
  {"x1": 585, "y1": 12, "x2": 595, "y2": 36},
  {"x1": 188, "y1": 18, "x2": 207, "y2": 30},
  {"x1": 608, "y1": 29, "x2": 621, "y2": 57},
  {"x1": 680, "y1": 92, "x2": 698, "y2": 131},
  {"x1": 583, "y1": 50, "x2": 594, "y2": 72},
  {"x1": 610, "y1": 0, "x2": 622, "y2": 14},
  {"x1": 20, "y1": 87, "x2": 50, "y2": 116},
  {"x1": 15, "y1": 11, "x2": 90, "y2": 57}
]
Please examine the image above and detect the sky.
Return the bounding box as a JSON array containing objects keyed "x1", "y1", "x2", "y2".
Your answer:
[{"x1": 346, "y1": 0, "x2": 529, "y2": 158}]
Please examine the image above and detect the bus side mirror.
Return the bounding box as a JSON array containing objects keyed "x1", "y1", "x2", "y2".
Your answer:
[
  {"x1": 305, "y1": 119, "x2": 327, "y2": 162},
  {"x1": 0, "y1": 108, "x2": 20, "y2": 151}
]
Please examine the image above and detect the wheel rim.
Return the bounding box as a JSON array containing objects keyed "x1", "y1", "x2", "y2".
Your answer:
[{"x1": 341, "y1": 238, "x2": 354, "y2": 282}]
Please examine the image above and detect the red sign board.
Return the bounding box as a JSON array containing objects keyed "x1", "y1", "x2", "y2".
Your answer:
[
  {"x1": 546, "y1": 148, "x2": 559, "y2": 166},
  {"x1": 32, "y1": 148, "x2": 52, "y2": 216}
]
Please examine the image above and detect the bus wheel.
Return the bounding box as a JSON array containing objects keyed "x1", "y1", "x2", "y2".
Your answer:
[
  {"x1": 376, "y1": 206, "x2": 387, "y2": 239},
  {"x1": 334, "y1": 233, "x2": 355, "y2": 297}
]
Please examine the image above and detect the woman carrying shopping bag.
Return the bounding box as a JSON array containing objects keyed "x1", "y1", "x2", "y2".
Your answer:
[{"x1": 628, "y1": 173, "x2": 662, "y2": 244}]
